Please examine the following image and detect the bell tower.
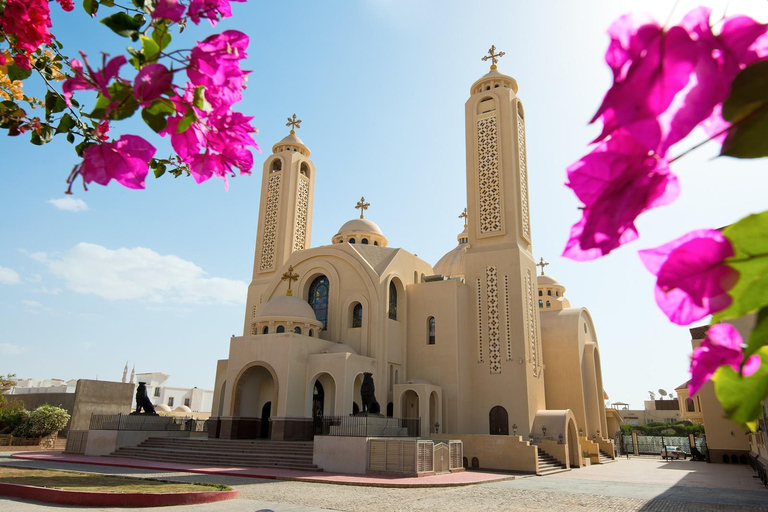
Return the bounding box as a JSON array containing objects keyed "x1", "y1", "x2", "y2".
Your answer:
[
  {"x1": 243, "y1": 114, "x2": 316, "y2": 335},
  {"x1": 462, "y1": 47, "x2": 545, "y2": 435}
]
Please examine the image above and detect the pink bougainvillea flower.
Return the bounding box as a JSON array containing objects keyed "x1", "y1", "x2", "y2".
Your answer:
[
  {"x1": 62, "y1": 53, "x2": 127, "y2": 105},
  {"x1": 79, "y1": 135, "x2": 156, "y2": 189},
  {"x1": 0, "y1": 0, "x2": 53, "y2": 54},
  {"x1": 562, "y1": 133, "x2": 679, "y2": 260},
  {"x1": 13, "y1": 53, "x2": 31, "y2": 70},
  {"x1": 639, "y1": 229, "x2": 738, "y2": 325},
  {"x1": 133, "y1": 64, "x2": 173, "y2": 105},
  {"x1": 689, "y1": 323, "x2": 761, "y2": 396},
  {"x1": 56, "y1": 0, "x2": 75, "y2": 12},
  {"x1": 152, "y1": 0, "x2": 185, "y2": 22},
  {"x1": 162, "y1": 112, "x2": 207, "y2": 160},
  {"x1": 187, "y1": 30, "x2": 249, "y2": 108},
  {"x1": 187, "y1": 0, "x2": 245, "y2": 26}
]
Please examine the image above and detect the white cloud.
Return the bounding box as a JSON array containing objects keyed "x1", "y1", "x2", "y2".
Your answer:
[
  {"x1": 38, "y1": 287, "x2": 62, "y2": 295},
  {"x1": 48, "y1": 197, "x2": 89, "y2": 212},
  {"x1": 45, "y1": 243, "x2": 247, "y2": 305},
  {"x1": 0, "y1": 343, "x2": 30, "y2": 356},
  {"x1": 29, "y1": 252, "x2": 47, "y2": 263},
  {"x1": 22, "y1": 300, "x2": 42, "y2": 308},
  {"x1": 0, "y1": 266, "x2": 21, "y2": 285}
]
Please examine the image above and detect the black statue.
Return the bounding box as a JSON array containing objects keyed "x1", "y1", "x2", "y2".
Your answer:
[
  {"x1": 132, "y1": 382, "x2": 158, "y2": 415},
  {"x1": 360, "y1": 372, "x2": 381, "y2": 415}
]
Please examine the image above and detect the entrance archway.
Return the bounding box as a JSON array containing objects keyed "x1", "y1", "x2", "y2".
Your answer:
[
  {"x1": 402, "y1": 390, "x2": 419, "y2": 419},
  {"x1": 429, "y1": 392, "x2": 438, "y2": 433},
  {"x1": 309, "y1": 373, "x2": 336, "y2": 433},
  {"x1": 567, "y1": 417, "x2": 581, "y2": 467},
  {"x1": 233, "y1": 364, "x2": 277, "y2": 439},
  {"x1": 489, "y1": 406, "x2": 509, "y2": 435},
  {"x1": 261, "y1": 401, "x2": 271, "y2": 439}
]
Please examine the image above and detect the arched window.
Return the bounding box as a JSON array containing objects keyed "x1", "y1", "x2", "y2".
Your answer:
[
  {"x1": 427, "y1": 316, "x2": 435, "y2": 345},
  {"x1": 546, "y1": 300, "x2": 551, "y2": 308},
  {"x1": 538, "y1": 290, "x2": 542, "y2": 297},
  {"x1": 308, "y1": 275, "x2": 330, "y2": 330},
  {"x1": 349, "y1": 238, "x2": 356, "y2": 244},
  {"x1": 556, "y1": 291, "x2": 559, "y2": 297},
  {"x1": 270, "y1": 159, "x2": 282, "y2": 173},
  {"x1": 538, "y1": 300, "x2": 543, "y2": 308},
  {"x1": 352, "y1": 303, "x2": 363, "y2": 328},
  {"x1": 309, "y1": 329, "x2": 314, "y2": 337},
  {"x1": 262, "y1": 326, "x2": 269, "y2": 334},
  {"x1": 294, "y1": 326, "x2": 301, "y2": 334},
  {"x1": 388, "y1": 281, "x2": 398, "y2": 320},
  {"x1": 547, "y1": 290, "x2": 552, "y2": 296},
  {"x1": 374, "y1": 241, "x2": 378, "y2": 246},
  {"x1": 361, "y1": 238, "x2": 369, "y2": 245},
  {"x1": 276, "y1": 325, "x2": 285, "y2": 333},
  {"x1": 300, "y1": 162, "x2": 309, "y2": 177}
]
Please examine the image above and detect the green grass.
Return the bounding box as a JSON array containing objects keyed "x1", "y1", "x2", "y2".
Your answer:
[{"x1": 0, "y1": 466, "x2": 231, "y2": 493}]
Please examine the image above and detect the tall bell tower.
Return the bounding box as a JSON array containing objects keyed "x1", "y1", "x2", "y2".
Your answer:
[
  {"x1": 243, "y1": 115, "x2": 316, "y2": 335},
  {"x1": 462, "y1": 47, "x2": 545, "y2": 435}
]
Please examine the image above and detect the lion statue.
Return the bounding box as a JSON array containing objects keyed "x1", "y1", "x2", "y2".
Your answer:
[
  {"x1": 360, "y1": 372, "x2": 380, "y2": 414},
  {"x1": 133, "y1": 382, "x2": 157, "y2": 415}
]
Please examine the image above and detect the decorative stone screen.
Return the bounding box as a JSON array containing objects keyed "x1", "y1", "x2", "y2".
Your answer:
[{"x1": 259, "y1": 173, "x2": 281, "y2": 271}]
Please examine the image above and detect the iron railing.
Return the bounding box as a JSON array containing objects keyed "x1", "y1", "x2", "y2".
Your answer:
[
  {"x1": 89, "y1": 413, "x2": 208, "y2": 432},
  {"x1": 316, "y1": 416, "x2": 420, "y2": 437}
]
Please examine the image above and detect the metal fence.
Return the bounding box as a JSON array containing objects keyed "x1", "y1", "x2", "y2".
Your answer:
[
  {"x1": 89, "y1": 413, "x2": 208, "y2": 432},
  {"x1": 621, "y1": 433, "x2": 708, "y2": 457},
  {"x1": 316, "y1": 416, "x2": 420, "y2": 437}
]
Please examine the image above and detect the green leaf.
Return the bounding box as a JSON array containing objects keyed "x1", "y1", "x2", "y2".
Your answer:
[
  {"x1": 56, "y1": 113, "x2": 76, "y2": 134},
  {"x1": 176, "y1": 107, "x2": 197, "y2": 133},
  {"x1": 714, "y1": 346, "x2": 768, "y2": 429},
  {"x1": 151, "y1": 22, "x2": 172, "y2": 51},
  {"x1": 30, "y1": 125, "x2": 55, "y2": 146},
  {"x1": 744, "y1": 307, "x2": 768, "y2": 360},
  {"x1": 192, "y1": 86, "x2": 206, "y2": 110},
  {"x1": 66, "y1": 132, "x2": 75, "y2": 144},
  {"x1": 100, "y1": 0, "x2": 115, "y2": 6},
  {"x1": 713, "y1": 211, "x2": 768, "y2": 322},
  {"x1": 100, "y1": 12, "x2": 145, "y2": 39},
  {"x1": 141, "y1": 107, "x2": 168, "y2": 133},
  {"x1": 88, "y1": 82, "x2": 139, "y2": 121},
  {"x1": 153, "y1": 161, "x2": 167, "y2": 179},
  {"x1": 82, "y1": 0, "x2": 98, "y2": 16},
  {"x1": 721, "y1": 60, "x2": 768, "y2": 159},
  {"x1": 45, "y1": 91, "x2": 67, "y2": 118},
  {"x1": 140, "y1": 35, "x2": 160, "y2": 63},
  {"x1": 146, "y1": 98, "x2": 175, "y2": 116},
  {"x1": 75, "y1": 140, "x2": 91, "y2": 157},
  {"x1": 7, "y1": 65, "x2": 32, "y2": 82}
]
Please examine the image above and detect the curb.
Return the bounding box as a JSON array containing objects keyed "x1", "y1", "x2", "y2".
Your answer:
[{"x1": 0, "y1": 482, "x2": 239, "y2": 507}]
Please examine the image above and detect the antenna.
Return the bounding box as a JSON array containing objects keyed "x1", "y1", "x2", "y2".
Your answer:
[
  {"x1": 648, "y1": 391, "x2": 655, "y2": 399},
  {"x1": 658, "y1": 388, "x2": 668, "y2": 398}
]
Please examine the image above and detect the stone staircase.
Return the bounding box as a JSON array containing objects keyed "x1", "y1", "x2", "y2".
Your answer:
[
  {"x1": 108, "y1": 437, "x2": 320, "y2": 471},
  {"x1": 598, "y1": 449, "x2": 615, "y2": 464},
  {"x1": 536, "y1": 448, "x2": 569, "y2": 476}
]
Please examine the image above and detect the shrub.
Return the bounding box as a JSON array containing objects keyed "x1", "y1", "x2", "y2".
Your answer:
[
  {"x1": 0, "y1": 398, "x2": 29, "y2": 434},
  {"x1": 13, "y1": 404, "x2": 70, "y2": 437}
]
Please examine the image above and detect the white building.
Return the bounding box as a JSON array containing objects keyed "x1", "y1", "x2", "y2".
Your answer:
[
  {"x1": 131, "y1": 372, "x2": 213, "y2": 415},
  {"x1": 9, "y1": 378, "x2": 78, "y2": 394}
]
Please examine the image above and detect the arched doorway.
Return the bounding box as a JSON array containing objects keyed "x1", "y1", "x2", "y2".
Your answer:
[
  {"x1": 567, "y1": 417, "x2": 581, "y2": 467},
  {"x1": 429, "y1": 392, "x2": 438, "y2": 433},
  {"x1": 353, "y1": 373, "x2": 364, "y2": 414},
  {"x1": 310, "y1": 373, "x2": 336, "y2": 433},
  {"x1": 233, "y1": 365, "x2": 277, "y2": 439},
  {"x1": 489, "y1": 406, "x2": 509, "y2": 435},
  {"x1": 402, "y1": 390, "x2": 419, "y2": 418},
  {"x1": 217, "y1": 380, "x2": 226, "y2": 417}
]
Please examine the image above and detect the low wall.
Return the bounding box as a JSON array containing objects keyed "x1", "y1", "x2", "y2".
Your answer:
[
  {"x1": 84, "y1": 430, "x2": 205, "y2": 456},
  {"x1": 538, "y1": 439, "x2": 568, "y2": 467},
  {"x1": 433, "y1": 434, "x2": 537, "y2": 473},
  {"x1": 313, "y1": 436, "x2": 368, "y2": 474},
  {"x1": 579, "y1": 437, "x2": 600, "y2": 464},
  {"x1": 596, "y1": 437, "x2": 615, "y2": 459}
]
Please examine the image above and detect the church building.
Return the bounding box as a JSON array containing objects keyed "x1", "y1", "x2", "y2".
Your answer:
[{"x1": 209, "y1": 49, "x2": 613, "y2": 471}]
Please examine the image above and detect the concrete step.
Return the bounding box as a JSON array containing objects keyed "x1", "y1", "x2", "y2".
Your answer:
[
  {"x1": 107, "y1": 452, "x2": 321, "y2": 470},
  {"x1": 114, "y1": 447, "x2": 315, "y2": 462},
  {"x1": 536, "y1": 448, "x2": 568, "y2": 476}
]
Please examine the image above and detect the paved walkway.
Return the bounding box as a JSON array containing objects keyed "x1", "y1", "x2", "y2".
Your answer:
[{"x1": 1, "y1": 453, "x2": 767, "y2": 511}]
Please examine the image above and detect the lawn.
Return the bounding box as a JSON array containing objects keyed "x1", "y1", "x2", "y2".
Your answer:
[{"x1": 0, "y1": 466, "x2": 231, "y2": 493}]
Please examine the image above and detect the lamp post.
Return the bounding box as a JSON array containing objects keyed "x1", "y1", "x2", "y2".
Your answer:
[
  {"x1": 512, "y1": 423, "x2": 518, "y2": 436},
  {"x1": 558, "y1": 433, "x2": 564, "y2": 444},
  {"x1": 434, "y1": 421, "x2": 440, "y2": 434},
  {"x1": 542, "y1": 426, "x2": 547, "y2": 438}
]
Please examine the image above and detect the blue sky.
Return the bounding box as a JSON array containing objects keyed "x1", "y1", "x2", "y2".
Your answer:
[{"x1": 1, "y1": 0, "x2": 767, "y2": 409}]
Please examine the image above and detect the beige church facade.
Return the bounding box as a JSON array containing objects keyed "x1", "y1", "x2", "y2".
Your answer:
[{"x1": 208, "y1": 55, "x2": 613, "y2": 471}]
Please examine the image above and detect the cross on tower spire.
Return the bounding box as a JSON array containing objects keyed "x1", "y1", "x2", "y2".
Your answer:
[
  {"x1": 286, "y1": 113, "x2": 302, "y2": 134},
  {"x1": 536, "y1": 257, "x2": 550, "y2": 276},
  {"x1": 481, "y1": 45, "x2": 505, "y2": 70},
  {"x1": 355, "y1": 196, "x2": 370, "y2": 219},
  {"x1": 281, "y1": 265, "x2": 299, "y2": 296},
  {"x1": 459, "y1": 208, "x2": 468, "y2": 229}
]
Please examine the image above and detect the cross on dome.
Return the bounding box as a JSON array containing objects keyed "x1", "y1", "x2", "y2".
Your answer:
[
  {"x1": 286, "y1": 113, "x2": 302, "y2": 134},
  {"x1": 459, "y1": 208, "x2": 468, "y2": 229},
  {"x1": 481, "y1": 45, "x2": 505, "y2": 70},
  {"x1": 355, "y1": 196, "x2": 370, "y2": 219},
  {"x1": 281, "y1": 265, "x2": 299, "y2": 296},
  {"x1": 536, "y1": 257, "x2": 549, "y2": 276}
]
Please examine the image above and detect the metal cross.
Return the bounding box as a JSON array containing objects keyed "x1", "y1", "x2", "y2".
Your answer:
[
  {"x1": 286, "y1": 113, "x2": 302, "y2": 134},
  {"x1": 481, "y1": 45, "x2": 505, "y2": 68},
  {"x1": 281, "y1": 265, "x2": 299, "y2": 296},
  {"x1": 355, "y1": 196, "x2": 370, "y2": 219},
  {"x1": 459, "y1": 208, "x2": 468, "y2": 228},
  {"x1": 536, "y1": 257, "x2": 550, "y2": 276}
]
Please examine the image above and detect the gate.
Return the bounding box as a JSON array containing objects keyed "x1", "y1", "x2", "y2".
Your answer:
[{"x1": 434, "y1": 442, "x2": 450, "y2": 473}]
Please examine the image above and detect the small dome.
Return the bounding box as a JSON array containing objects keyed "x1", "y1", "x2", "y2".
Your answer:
[
  {"x1": 471, "y1": 68, "x2": 519, "y2": 95},
  {"x1": 174, "y1": 405, "x2": 192, "y2": 413},
  {"x1": 433, "y1": 228, "x2": 468, "y2": 279},
  {"x1": 537, "y1": 275, "x2": 562, "y2": 287},
  {"x1": 258, "y1": 295, "x2": 318, "y2": 322},
  {"x1": 278, "y1": 132, "x2": 304, "y2": 145},
  {"x1": 337, "y1": 218, "x2": 383, "y2": 236},
  {"x1": 271, "y1": 131, "x2": 310, "y2": 157},
  {"x1": 323, "y1": 343, "x2": 358, "y2": 355},
  {"x1": 155, "y1": 403, "x2": 171, "y2": 412}
]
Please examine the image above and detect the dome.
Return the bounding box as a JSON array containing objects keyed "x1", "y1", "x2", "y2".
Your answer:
[
  {"x1": 322, "y1": 343, "x2": 358, "y2": 355},
  {"x1": 471, "y1": 68, "x2": 519, "y2": 95},
  {"x1": 271, "y1": 131, "x2": 310, "y2": 157},
  {"x1": 155, "y1": 403, "x2": 171, "y2": 412},
  {"x1": 337, "y1": 218, "x2": 383, "y2": 236},
  {"x1": 258, "y1": 295, "x2": 318, "y2": 322},
  {"x1": 433, "y1": 229, "x2": 468, "y2": 279},
  {"x1": 278, "y1": 132, "x2": 304, "y2": 145},
  {"x1": 537, "y1": 275, "x2": 562, "y2": 287},
  {"x1": 174, "y1": 405, "x2": 192, "y2": 413}
]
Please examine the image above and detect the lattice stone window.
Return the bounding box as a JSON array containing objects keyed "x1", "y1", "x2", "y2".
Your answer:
[
  {"x1": 259, "y1": 173, "x2": 281, "y2": 270},
  {"x1": 293, "y1": 176, "x2": 310, "y2": 252},
  {"x1": 487, "y1": 266, "x2": 501, "y2": 373},
  {"x1": 518, "y1": 107, "x2": 531, "y2": 242},
  {"x1": 477, "y1": 114, "x2": 502, "y2": 234}
]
